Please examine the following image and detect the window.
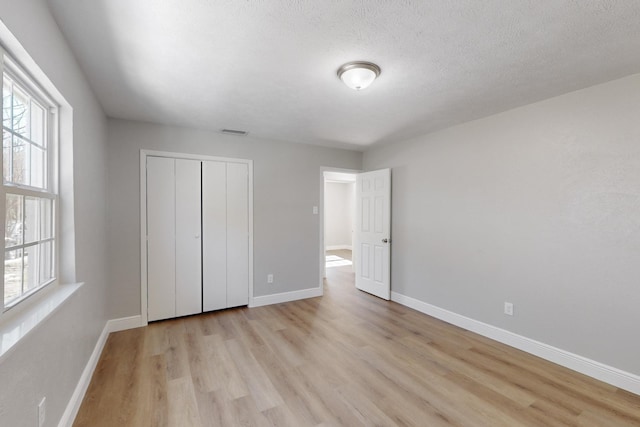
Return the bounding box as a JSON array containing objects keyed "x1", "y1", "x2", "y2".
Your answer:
[{"x1": 1, "y1": 52, "x2": 57, "y2": 310}]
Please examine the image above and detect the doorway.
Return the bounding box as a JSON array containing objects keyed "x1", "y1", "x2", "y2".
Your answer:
[{"x1": 322, "y1": 170, "x2": 357, "y2": 283}]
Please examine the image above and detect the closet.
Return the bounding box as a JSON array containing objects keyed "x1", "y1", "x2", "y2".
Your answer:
[{"x1": 146, "y1": 155, "x2": 250, "y2": 322}]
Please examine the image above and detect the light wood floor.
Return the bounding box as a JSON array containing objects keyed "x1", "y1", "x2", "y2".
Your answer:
[{"x1": 74, "y1": 251, "x2": 640, "y2": 426}]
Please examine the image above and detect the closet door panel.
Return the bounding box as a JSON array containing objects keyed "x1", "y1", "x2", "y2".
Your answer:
[
  {"x1": 147, "y1": 157, "x2": 176, "y2": 321},
  {"x1": 175, "y1": 159, "x2": 203, "y2": 317},
  {"x1": 202, "y1": 161, "x2": 227, "y2": 311},
  {"x1": 227, "y1": 162, "x2": 249, "y2": 307}
]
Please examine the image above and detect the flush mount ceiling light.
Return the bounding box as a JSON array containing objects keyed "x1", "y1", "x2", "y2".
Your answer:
[{"x1": 337, "y1": 61, "x2": 381, "y2": 91}]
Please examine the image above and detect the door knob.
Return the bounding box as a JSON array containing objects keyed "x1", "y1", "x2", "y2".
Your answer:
[
  {"x1": 382, "y1": 238, "x2": 388, "y2": 243},
  {"x1": 195, "y1": 234, "x2": 201, "y2": 239}
]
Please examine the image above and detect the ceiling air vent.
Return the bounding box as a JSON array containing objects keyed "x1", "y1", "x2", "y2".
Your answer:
[{"x1": 220, "y1": 128, "x2": 249, "y2": 136}]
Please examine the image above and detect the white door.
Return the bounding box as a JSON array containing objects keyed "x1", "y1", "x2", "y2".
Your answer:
[
  {"x1": 175, "y1": 159, "x2": 202, "y2": 317},
  {"x1": 147, "y1": 157, "x2": 176, "y2": 321},
  {"x1": 202, "y1": 161, "x2": 227, "y2": 312},
  {"x1": 147, "y1": 157, "x2": 203, "y2": 321},
  {"x1": 203, "y1": 161, "x2": 249, "y2": 310},
  {"x1": 355, "y1": 168, "x2": 391, "y2": 300},
  {"x1": 226, "y1": 162, "x2": 249, "y2": 307}
]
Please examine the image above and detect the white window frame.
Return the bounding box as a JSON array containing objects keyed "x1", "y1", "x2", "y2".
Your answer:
[{"x1": 0, "y1": 46, "x2": 59, "y2": 314}]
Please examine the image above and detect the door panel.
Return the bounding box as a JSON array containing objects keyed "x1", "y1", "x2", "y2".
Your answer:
[
  {"x1": 374, "y1": 196, "x2": 384, "y2": 232},
  {"x1": 202, "y1": 161, "x2": 227, "y2": 312},
  {"x1": 147, "y1": 157, "x2": 176, "y2": 321},
  {"x1": 355, "y1": 169, "x2": 391, "y2": 300},
  {"x1": 362, "y1": 197, "x2": 370, "y2": 231},
  {"x1": 361, "y1": 243, "x2": 370, "y2": 278},
  {"x1": 374, "y1": 246, "x2": 383, "y2": 282},
  {"x1": 175, "y1": 159, "x2": 202, "y2": 317},
  {"x1": 226, "y1": 162, "x2": 249, "y2": 308}
]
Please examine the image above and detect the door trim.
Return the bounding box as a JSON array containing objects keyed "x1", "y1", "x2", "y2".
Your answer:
[
  {"x1": 140, "y1": 149, "x2": 254, "y2": 325},
  {"x1": 319, "y1": 166, "x2": 361, "y2": 290}
]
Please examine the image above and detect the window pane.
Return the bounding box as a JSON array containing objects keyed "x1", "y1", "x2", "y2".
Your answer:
[
  {"x1": 30, "y1": 101, "x2": 45, "y2": 146},
  {"x1": 5, "y1": 193, "x2": 23, "y2": 248},
  {"x1": 4, "y1": 248, "x2": 23, "y2": 305},
  {"x1": 12, "y1": 136, "x2": 28, "y2": 186},
  {"x1": 39, "y1": 241, "x2": 53, "y2": 284},
  {"x1": 40, "y1": 198, "x2": 52, "y2": 239},
  {"x1": 3, "y1": 129, "x2": 10, "y2": 182},
  {"x1": 30, "y1": 145, "x2": 45, "y2": 189},
  {"x1": 2, "y1": 77, "x2": 10, "y2": 130},
  {"x1": 11, "y1": 86, "x2": 29, "y2": 139},
  {"x1": 24, "y1": 196, "x2": 38, "y2": 244},
  {"x1": 23, "y1": 244, "x2": 40, "y2": 293},
  {"x1": 2, "y1": 74, "x2": 49, "y2": 189}
]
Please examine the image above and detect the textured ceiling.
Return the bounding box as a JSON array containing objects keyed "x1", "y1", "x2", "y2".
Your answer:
[{"x1": 46, "y1": 0, "x2": 640, "y2": 150}]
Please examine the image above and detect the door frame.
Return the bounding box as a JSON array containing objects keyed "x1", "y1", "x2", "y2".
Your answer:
[
  {"x1": 140, "y1": 149, "x2": 254, "y2": 325},
  {"x1": 318, "y1": 166, "x2": 361, "y2": 289}
]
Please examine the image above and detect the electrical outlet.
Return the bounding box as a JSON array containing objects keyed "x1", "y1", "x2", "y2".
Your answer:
[
  {"x1": 38, "y1": 397, "x2": 46, "y2": 427},
  {"x1": 504, "y1": 302, "x2": 514, "y2": 316},
  {"x1": 267, "y1": 274, "x2": 274, "y2": 284},
  {"x1": 312, "y1": 206, "x2": 319, "y2": 215}
]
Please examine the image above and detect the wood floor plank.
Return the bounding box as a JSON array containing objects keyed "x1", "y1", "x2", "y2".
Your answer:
[
  {"x1": 294, "y1": 365, "x2": 368, "y2": 427},
  {"x1": 185, "y1": 332, "x2": 217, "y2": 393},
  {"x1": 261, "y1": 404, "x2": 304, "y2": 427},
  {"x1": 251, "y1": 347, "x2": 321, "y2": 426},
  {"x1": 194, "y1": 389, "x2": 234, "y2": 427},
  {"x1": 335, "y1": 383, "x2": 401, "y2": 426},
  {"x1": 165, "y1": 320, "x2": 191, "y2": 381},
  {"x1": 248, "y1": 319, "x2": 307, "y2": 368},
  {"x1": 202, "y1": 333, "x2": 250, "y2": 399},
  {"x1": 130, "y1": 354, "x2": 168, "y2": 427},
  {"x1": 167, "y1": 376, "x2": 202, "y2": 427},
  {"x1": 74, "y1": 250, "x2": 640, "y2": 426},
  {"x1": 228, "y1": 395, "x2": 272, "y2": 427},
  {"x1": 224, "y1": 338, "x2": 285, "y2": 412},
  {"x1": 144, "y1": 322, "x2": 170, "y2": 356}
]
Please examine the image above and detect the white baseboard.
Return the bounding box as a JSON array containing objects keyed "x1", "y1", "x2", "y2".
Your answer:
[
  {"x1": 326, "y1": 245, "x2": 352, "y2": 251},
  {"x1": 57, "y1": 323, "x2": 109, "y2": 427},
  {"x1": 391, "y1": 291, "x2": 640, "y2": 396},
  {"x1": 107, "y1": 315, "x2": 145, "y2": 333},
  {"x1": 58, "y1": 315, "x2": 146, "y2": 426},
  {"x1": 250, "y1": 287, "x2": 323, "y2": 308}
]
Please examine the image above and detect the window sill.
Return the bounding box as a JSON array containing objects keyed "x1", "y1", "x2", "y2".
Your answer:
[{"x1": 0, "y1": 282, "x2": 83, "y2": 363}]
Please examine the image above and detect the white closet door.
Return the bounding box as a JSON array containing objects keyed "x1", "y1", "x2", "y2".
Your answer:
[
  {"x1": 175, "y1": 159, "x2": 203, "y2": 317},
  {"x1": 147, "y1": 157, "x2": 176, "y2": 321},
  {"x1": 227, "y1": 162, "x2": 249, "y2": 307},
  {"x1": 202, "y1": 161, "x2": 227, "y2": 311}
]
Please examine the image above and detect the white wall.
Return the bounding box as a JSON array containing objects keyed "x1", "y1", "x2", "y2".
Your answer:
[
  {"x1": 0, "y1": 1, "x2": 109, "y2": 426},
  {"x1": 324, "y1": 182, "x2": 355, "y2": 249},
  {"x1": 107, "y1": 119, "x2": 362, "y2": 318},
  {"x1": 364, "y1": 74, "x2": 640, "y2": 377}
]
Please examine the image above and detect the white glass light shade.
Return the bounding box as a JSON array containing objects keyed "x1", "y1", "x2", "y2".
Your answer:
[{"x1": 337, "y1": 62, "x2": 381, "y2": 91}]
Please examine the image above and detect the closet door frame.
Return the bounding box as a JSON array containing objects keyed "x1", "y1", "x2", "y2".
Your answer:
[{"x1": 140, "y1": 149, "x2": 254, "y2": 325}]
